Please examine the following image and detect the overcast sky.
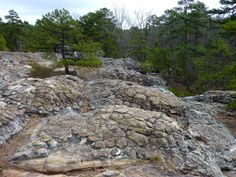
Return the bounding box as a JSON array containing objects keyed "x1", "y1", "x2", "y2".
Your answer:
[{"x1": 0, "y1": 0, "x2": 221, "y2": 24}]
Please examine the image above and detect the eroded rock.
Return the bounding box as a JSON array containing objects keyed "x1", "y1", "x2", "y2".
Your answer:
[
  {"x1": 1, "y1": 75, "x2": 84, "y2": 115},
  {"x1": 186, "y1": 90, "x2": 236, "y2": 104},
  {"x1": 88, "y1": 79, "x2": 184, "y2": 115},
  {"x1": 0, "y1": 103, "x2": 29, "y2": 146},
  {"x1": 0, "y1": 54, "x2": 236, "y2": 177},
  {"x1": 12, "y1": 105, "x2": 228, "y2": 177}
]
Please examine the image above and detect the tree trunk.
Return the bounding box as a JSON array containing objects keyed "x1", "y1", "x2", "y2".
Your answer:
[
  {"x1": 61, "y1": 31, "x2": 70, "y2": 74},
  {"x1": 64, "y1": 64, "x2": 69, "y2": 74}
]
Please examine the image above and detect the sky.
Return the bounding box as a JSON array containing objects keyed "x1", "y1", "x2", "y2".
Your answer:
[{"x1": 0, "y1": 0, "x2": 221, "y2": 24}]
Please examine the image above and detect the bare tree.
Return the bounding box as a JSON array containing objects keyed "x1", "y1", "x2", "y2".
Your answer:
[
  {"x1": 133, "y1": 10, "x2": 152, "y2": 29},
  {"x1": 121, "y1": 9, "x2": 152, "y2": 29},
  {"x1": 113, "y1": 5, "x2": 128, "y2": 29}
]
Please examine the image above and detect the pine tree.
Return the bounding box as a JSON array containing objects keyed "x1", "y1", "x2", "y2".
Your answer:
[{"x1": 36, "y1": 9, "x2": 82, "y2": 74}]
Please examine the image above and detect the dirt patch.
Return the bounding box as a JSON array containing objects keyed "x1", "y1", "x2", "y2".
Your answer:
[
  {"x1": 214, "y1": 113, "x2": 236, "y2": 137},
  {"x1": 0, "y1": 115, "x2": 41, "y2": 175},
  {"x1": 224, "y1": 171, "x2": 236, "y2": 177}
]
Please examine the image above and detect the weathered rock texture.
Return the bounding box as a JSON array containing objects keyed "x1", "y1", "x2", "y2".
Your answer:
[
  {"x1": 0, "y1": 52, "x2": 236, "y2": 177},
  {"x1": 1, "y1": 76, "x2": 84, "y2": 115},
  {"x1": 0, "y1": 73, "x2": 84, "y2": 147},
  {"x1": 82, "y1": 58, "x2": 166, "y2": 88},
  {"x1": 185, "y1": 90, "x2": 236, "y2": 104},
  {"x1": 13, "y1": 105, "x2": 228, "y2": 177},
  {"x1": 0, "y1": 103, "x2": 29, "y2": 145}
]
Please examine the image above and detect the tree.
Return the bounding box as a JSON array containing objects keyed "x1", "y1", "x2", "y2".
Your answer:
[
  {"x1": 128, "y1": 26, "x2": 148, "y2": 61},
  {"x1": 21, "y1": 22, "x2": 38, "y2": 52},
  {"x1": 0, "y1": 34, "x2": 8, "y2": 50},
  {"x1": 194, "y1": 39, "x2": 234, "y2": 91},
  {"x1": 113, "y1": 5, "x2": 128, "y2": 29},
  {"x1": 216, "y1": 0, "x2": 236, "y2": 19},
  {"x1": 222, "y1": 20, "x2": 236, "y2": 47},
  {"x1": 213, "y1": 0, "x2": 236, "y2": 47},
  {"x1": 80, "y1": 8, "x2": 120, "y2": 57},
  {"x1": 36, "y1": 9, "x2": 82, "y2": 74},
  {"x1": 4, "y1": 10, "x2": 24, "y2": 51},
  {"x1": 5, "y1": 10, "x2": 21, "y2": 24},
  {"x1": 175, "y1": 0, "x2": 194, "y2": 45},
  {"x1": 133, "y1": 10, "x2": 152, "y2": 29},
  {"x1": 145, "y1": 15, "x2": 159, "y2": 48},
  {"x1": 0, "y1": 5, "x2": 234, "y2": 93}
]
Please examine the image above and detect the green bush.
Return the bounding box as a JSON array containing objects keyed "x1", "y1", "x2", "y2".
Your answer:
[
  {"x1": 0, "y1": 34, "x2": 8, "y2": 51},
  {"x1": 141, "y1": 47, "x2": 171, "y2": 73},
  {"x1": 226, "y1": 101, "x2": 236, "y2": 111},
  {"x1": 76, "y1": 41, "x2": 104, "y2": 58},
  {"x1": 222, "y1": 62, "x2": 236, "y2": 90},
  {"x1": 229, "y1": 79, "x2": 236, "y2": 90},
  {"x1": 170, "y1": 87, "x2": 192, "y2": 97},
  {"x1": 141, "y1": 60, "x2": 156, "y2": 73},
  {"x1": 52, "y1": 41, "x2": 103, "y2": 75},
  {"x1": 57, "y1": 41, "x2": 103, "y2": 73},
  {"x1": 30, "y1": 60, "x2": 55, "y2": 78}
]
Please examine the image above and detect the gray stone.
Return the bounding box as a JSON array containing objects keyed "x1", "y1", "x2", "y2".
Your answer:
[{"x1": 1, "y1": 53, "x2": 236, "y2": 177}]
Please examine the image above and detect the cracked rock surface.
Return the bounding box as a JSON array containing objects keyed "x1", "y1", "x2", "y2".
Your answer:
[
  {"x1": 13, "y1": 105, "x2": 228, "y2": 177},
  {"x1": 0, "y1": 52, "x2": 236, "y2": 177}
]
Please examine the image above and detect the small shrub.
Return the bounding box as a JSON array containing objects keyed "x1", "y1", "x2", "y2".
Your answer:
[
  {"x1": 170, "y1": 87, "x2": 192, "y2": 97},
  {"x1": 76, "y1": 41, "x2": 104, "y2": 57},
  {"x1": 30, "y1": 60, "x2": 55, "y2": 78},
  {"x1": 141, "y1": 61, "x2": 156, "y2": 73},
  {"x1": 150, "y1": 154, "x2": 164, "y2": 166},
  {"x1": 226, "y1": 101, "x2": 236, "y2": 111},
  {"x1": 229, "y1": 78, "x2": 236, "y2": 90},
  {"x1": 75, "y1": 57, "x2": 103, "y2": 67}
]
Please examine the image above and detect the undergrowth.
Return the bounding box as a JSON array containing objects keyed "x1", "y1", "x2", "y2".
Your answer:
[
  {"x1": 29, "y1": 60, "x2": 55, "y2": 78},
  {"x1": 226, "y1": 100, "x2": 236, "y2": 111}
]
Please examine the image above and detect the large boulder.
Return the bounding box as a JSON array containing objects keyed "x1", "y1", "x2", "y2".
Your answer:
[
  {"x1": 1, "y1": 75, "x2": 84, "y2": 115},
  {"x1": 185, "y1": 90, "x2": 236, "y2": 104},
  {"x1": 13, "y1": 105, "x2": 229, "y2": 177},
  {"x1": 101, "y1": 58, "x2": 142, "y2": 72},
  {"x1": 0, "y1": 75, "x2": 84, "y2": 146},
  {"x1": 87, "y1": 79, "x2": 183, "y2": 114}
]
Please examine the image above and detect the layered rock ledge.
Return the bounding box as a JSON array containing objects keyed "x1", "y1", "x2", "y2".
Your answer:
[{"x1": 0, "y1": 52, "x2": 236, "y2": 177}]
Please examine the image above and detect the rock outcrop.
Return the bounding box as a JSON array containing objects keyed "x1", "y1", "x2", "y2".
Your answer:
[
  {"x1": 185, "y1": 90, "x2": 236, "y2": 104},
  {"x1": 0, "y1": 66, "x2": 84, "y2": 147},
  {"x1": 0, "y1": 52, "x2": 236, "y2": 177},
  {"x1": 12, "y1": 105, "x2": 227, "y2": 177},
  {"x1": 0, "y1": 104, "x2": 29, "y2": 145},
  {"x1": 1, "y1": 76, "x2": 84, "y2": 115}
]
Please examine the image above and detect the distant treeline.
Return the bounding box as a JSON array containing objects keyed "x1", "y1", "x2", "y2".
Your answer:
[{"x1": 0, "y1": 0, "x2": 235, "y2": 94}]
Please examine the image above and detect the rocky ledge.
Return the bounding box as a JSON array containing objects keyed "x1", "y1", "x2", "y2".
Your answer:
[{"x1": 0, "y1": 52, "x2": 236, "y2": 177}]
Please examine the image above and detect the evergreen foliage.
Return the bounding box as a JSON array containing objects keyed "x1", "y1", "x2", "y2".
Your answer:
[{"x1": 0, "y1": 34, "x2": 8, "y2": 50}]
